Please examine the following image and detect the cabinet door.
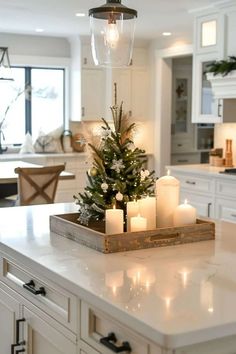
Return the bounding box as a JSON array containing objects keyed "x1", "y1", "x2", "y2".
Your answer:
[
  {"x1": 195, "y1": 13, "x2": 222, "y2": 54},
  {"x1": 23, "y1": 306, "x2": 77, "y2": 354},
  {"x1": 112, "y1": 69, "x2": 131, "y2": 114},
  {"x1": 180, "y1": 191, "x2": 214, "y2": 218},
  {"x1": 81, "y1": 69, "x2": 106, "y2": 120},
  {"x1": 224, "y1": 8, "x2": 236, "y2": 57},
  {"x1": 0, "y1": 285, "x2": 21, "y2": 354},
  {"x1": 192, "y1": 53, "x2": 222, "y2": 123},
  {"x1": 131, "y1": 69, "x2": 149, "y2": 119}
]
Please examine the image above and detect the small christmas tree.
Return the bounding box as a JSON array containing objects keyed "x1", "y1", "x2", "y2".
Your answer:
[{"x1": 74, "y1": 90, "x2": 155, "y2": 227}]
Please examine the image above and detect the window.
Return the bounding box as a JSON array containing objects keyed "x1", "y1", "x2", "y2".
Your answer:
[{"x1": 0, "y1": 67, "x2": 65, "y2": 145}]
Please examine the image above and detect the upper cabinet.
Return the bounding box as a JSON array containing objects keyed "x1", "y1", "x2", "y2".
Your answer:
[
  {"x1": 192, "y1": 11, "x2": 223, "y2": 123},
  {"x1": 80, "y1": 44, "x2": 149, "y2": 121},
  {"x1": 192, "y1": 1, "x2": 236, "y2": 123}
]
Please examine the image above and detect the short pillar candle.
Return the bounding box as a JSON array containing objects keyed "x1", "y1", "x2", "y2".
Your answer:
[
  {"x1": 156, "y1": 171, "x2": 180, "y2": 228},
  {"x1": 105, "y1": 207, "x2": 124, "y2": 235},
  {"x1": 173, "y1": 200, "x2": 197, "y2": 227},
  {"x1": 130, "y1": 214, "x2": 147, "y2": 232},
  {"x1": 127, "y1": 200, "x2": 139, "y2": 232}
]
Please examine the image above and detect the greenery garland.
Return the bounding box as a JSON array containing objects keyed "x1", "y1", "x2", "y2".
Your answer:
[{"x1": 206, "y1": 56, "x2": 236, "y2": 76}]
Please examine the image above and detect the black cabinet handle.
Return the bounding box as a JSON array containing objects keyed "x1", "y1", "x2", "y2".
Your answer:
[
  {"x1": 100, "y1": 332, "x2": 132, "y2": 353},
  {"x1": 207, "y1": 203, "x2": 212, "y2": 217},
  {"x1": 186, "y1": 180, "x2": 196, "y2": 185},
  {"x1": 11, "y1": 318, "x2": 25, "y2": 354},
  {"x1": 23, "y1": 280, "x2": 46, "y2": 296}
]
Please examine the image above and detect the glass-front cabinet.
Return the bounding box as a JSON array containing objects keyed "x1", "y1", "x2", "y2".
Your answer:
[
  {"x1": 195, "y1": 13, "x2": 222, "y2": 54},
  {"x1": 192, "y1": 53, "x2": 222, "y2": 124}
]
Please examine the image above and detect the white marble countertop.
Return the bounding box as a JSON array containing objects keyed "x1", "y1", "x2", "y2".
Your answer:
[
  {"x1": 167, "y1": 163, "x2": 236, "y2": 181},
  {"x1": 0, "y1": 203, "x2": 236, "y2": 349}
]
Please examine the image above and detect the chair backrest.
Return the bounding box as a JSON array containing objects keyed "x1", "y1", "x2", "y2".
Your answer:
[{"x1": 14, "y1": 165, "x2": 65, "y2": 206}]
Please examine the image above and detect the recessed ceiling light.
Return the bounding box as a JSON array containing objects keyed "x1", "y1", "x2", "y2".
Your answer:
[
  {"x1": 35, "y1": 28, "x2": 44, "y2": 33},
  {"x1": 162, "y1": 32, "x2": 172, "y2": 36},
  {"x1": 75, "y1": 13, "x2": 86, "y2": 17}
]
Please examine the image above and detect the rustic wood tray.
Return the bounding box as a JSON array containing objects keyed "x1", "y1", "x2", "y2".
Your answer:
[{"x1": 50, "y1": 213, "x2": 215, "y2": 254}]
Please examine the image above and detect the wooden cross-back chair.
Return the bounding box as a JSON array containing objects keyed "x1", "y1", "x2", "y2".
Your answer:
[{"x1": 14, "y1": 165, "x2": 65, "y2": 206}]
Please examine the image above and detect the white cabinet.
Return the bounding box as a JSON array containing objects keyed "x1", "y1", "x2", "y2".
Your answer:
[
  {"x1": 192, "y1": 53, "x2": 221, "y2": 123},
  {"x1": 81, "y1": 69, "x2": 106, "y2": 120},
  {"x1": 81, "y1": 301, "x2": 159, "y2": 354},
  {"x1": 171, "y1": 170, "x2": 214, "y2": 217},
  {"x1": 80, "y1": 44, "x2": 149, "y2": 122},
  {"x1": 0, "y1": 253, "x2": 77, "y2": 354},
  {"x1": 22, "y1": 305, "x2": 77, "y2": 354},
  {"x1": 0, "y1": 284, "x2": 20, "y2": 354},
  {"x1": 169, "y1": 165, "x2": 236, "y2": 221},
  {"x1": 111, "y1": 68, "x2": 132, "y2": 115}
]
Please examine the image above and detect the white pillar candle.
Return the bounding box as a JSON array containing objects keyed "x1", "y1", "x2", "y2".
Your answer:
[
  {"x1": 105, "y1": 207, "x2": 124, "y2": 235},
  {"x1": 156, "y1": 171, "x2": 180, "y2": 228},
  {"x1": 173, "y1": 200, "x2": 197, "y2": 227},
  {"x1": 130, "y1": 214, "x2": 147, "y2": 232},
  {"x1": 138, "y1": 196, "x2": 156, "y2": 230},
  {"x1": 127, "y1": 200, "x2": 139, "y2": 232}
]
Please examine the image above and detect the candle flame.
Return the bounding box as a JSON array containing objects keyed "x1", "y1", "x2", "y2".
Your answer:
[
  {"x1": 113, "y1": 205, "x2": 116, "y2": 210},
  {"x1": 184, "y1": 199, "x2": 188, "y2": 205},
  {"x1": 167, "y1": 169, "x2": 170, "y2": 176}
]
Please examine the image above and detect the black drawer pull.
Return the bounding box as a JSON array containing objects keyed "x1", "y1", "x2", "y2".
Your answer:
[
  {"x1": 178, "y1": 159, "x2": 188, "y2": 163},
  {"x1": 186, "y1": 180, "x2": 196, "y2": 185},
  {"x1": 100, "y1": 332, "x2": 132, "y2": 353},
  {"x1": 231, "y1": 214, "x2": 236, "y2": 218},
  {"x1": 23, "y1": 280, "x2": 46, "y2": 296}
]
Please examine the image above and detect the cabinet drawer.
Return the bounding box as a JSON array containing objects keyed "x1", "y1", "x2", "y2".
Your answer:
[
  {"x1": 0, "y1": 256, "x2": 77, "y2": 332},
  {"x1": 216, "y1": 180, "x2": 236, "y2": 199},
  {"x1": 172, "y1": 139, "x2": 193, "y2": 153},
  {"x1": 81, "y1": 301, "x2": 151, "y2": 354},
  {"x1": 171, "y1": 153, "x2": 201, "y2": 165},
  {"x1": 216, "y1": 198, "x2": 236, "y2": 223},
  {"x1": 173, "y1": 173, "x2": 213, "y2": 193}
]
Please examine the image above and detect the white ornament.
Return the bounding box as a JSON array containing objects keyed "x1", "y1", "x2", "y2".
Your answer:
[
  {"x1": 111, "y1": 159, "x2": 125, "y2": 173},
  {"x1": 116, "y1": 192, "x2": 123, "y2": 201},
  {"x1": 100, "y1": 128, "x2": 112, "y2": 139},
  {"x1": 101, "y1": 182, "x2": 109, "y2": 192},
  {"x1": 141, "y1": 169, "x2": 150, "y2": 181}
]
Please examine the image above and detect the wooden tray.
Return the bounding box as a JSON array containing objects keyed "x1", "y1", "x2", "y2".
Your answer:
[{"x1": 50, "y1": 213, "x2": 215, "y2": 254}]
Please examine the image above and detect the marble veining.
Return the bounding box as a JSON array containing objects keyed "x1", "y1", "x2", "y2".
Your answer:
[{"x1": 0, "y1": 203, "x2": 236, "y2": 348}]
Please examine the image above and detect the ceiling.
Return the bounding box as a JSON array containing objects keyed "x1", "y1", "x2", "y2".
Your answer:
[{"x1": 0, "y1": 0, "x2": 218, "y2": 41}]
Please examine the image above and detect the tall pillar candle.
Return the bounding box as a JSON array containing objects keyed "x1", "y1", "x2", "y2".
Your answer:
[
  {"x1": 105, "y1": 207, "x2": 124, "y2": 235},
  {"x1": 127, "y1": 200, "x2": 139, "y2": 232},
  {"x1": 138, "y1": 196, "x2": 156, "y2": 230},
  {"x1": 156, "y1": 172, "x2": 180, "y2": 227}
]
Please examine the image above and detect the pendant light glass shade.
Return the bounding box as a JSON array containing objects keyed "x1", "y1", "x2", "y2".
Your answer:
[
  {"x1": 0, "y1": 47, "x2": 13, "y2": 81},
  {"x1": 89, "y1": 0, "x2": 137, "y2": 67}
]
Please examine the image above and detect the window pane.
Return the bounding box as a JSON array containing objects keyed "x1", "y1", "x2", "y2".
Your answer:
[
  {"x1": 0, "y1": 68, "x2": 25, "y2": 145},
  {"x1": 31, "y1": 69, "x2": 64, "y2": 141}
]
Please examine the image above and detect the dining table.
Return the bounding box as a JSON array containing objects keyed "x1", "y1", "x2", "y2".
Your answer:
[{"x1": 0, "y1": 160, "x2": 75, "y2": 198}]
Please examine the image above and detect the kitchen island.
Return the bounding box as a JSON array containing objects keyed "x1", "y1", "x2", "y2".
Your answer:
[{"x1": 1, "y1": 203, "x2": 236, "y2": 353}]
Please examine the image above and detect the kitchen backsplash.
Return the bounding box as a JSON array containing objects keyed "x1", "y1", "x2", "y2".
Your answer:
[{"x1": 214, "y1": 123, "x2": 236, "y2": 165}]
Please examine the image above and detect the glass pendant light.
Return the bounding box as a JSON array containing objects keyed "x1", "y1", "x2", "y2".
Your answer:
[
  {"x1": 0, "y1": 47, "x2": 13, "y2": 81},
  {"x1": 89, "y1": 0, "x2": 137, "y2": 67}
]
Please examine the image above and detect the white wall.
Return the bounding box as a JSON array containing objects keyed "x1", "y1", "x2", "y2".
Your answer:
[
  {"x1": 0, "y1": 33, "x2": 70, "y2": 57},
  {"x1": 214, "y1": 123, "x2": 236, "y2": 164}
]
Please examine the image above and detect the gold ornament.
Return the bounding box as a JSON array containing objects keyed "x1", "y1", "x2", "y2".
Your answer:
[{"x1": 90, "y1": 167, "x2": 97, "y2": 177}]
